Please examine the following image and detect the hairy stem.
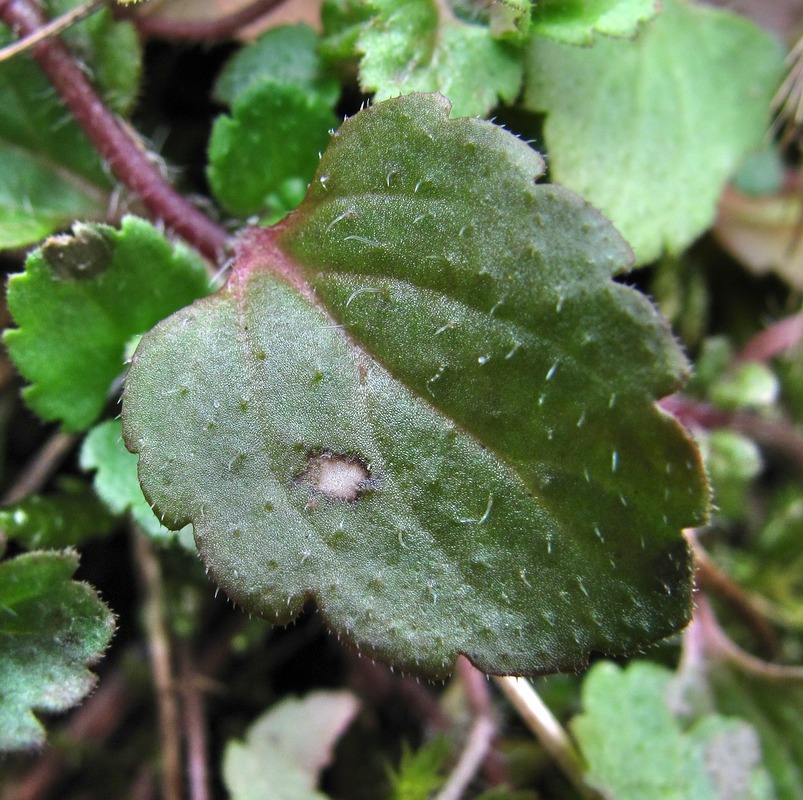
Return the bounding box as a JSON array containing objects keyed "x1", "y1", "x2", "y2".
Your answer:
[
  {"x1": 132, "y1": 528, "x2": 183, "y2": 800},
  {"x1": 131, "y1": 0, "x2": 289, "y2": 41},
  {"x1": 0, "y1": 0, "x2": 230, "y2": 262}
]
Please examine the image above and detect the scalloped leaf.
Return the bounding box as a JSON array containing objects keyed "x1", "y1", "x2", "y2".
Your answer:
[
  {"x1": 208, "y1": 81, "x2": 338, "y2": 220},
  {"x1": 123, "y1": 93, "x2": 707, "y2": 679},
  {"x1": 354, "y1": 0, "x2": 522, "y2": 117},
  {"x1": 80, "y1": 419, "x2": 181, "y2": 541},
  {"x1": 213, "y1": 24, "x2": 339, "y2": 108},
  {"x1": 4, "y1": 217, "x2": 210, "y2": 432},
  {"x1": 572, "y1": 661, "x2": 773, "y2": 800},
  {"x1": 0, "y1": 550, "x2": 115, "y2": 751},
  {"x1": 0, "y1": 477, "x2": 117, "y2": 550},
  {"x1": 531, "y1": 0, "x2": 660, "y2": 44},
  {"x1": 223, "y1": 690, "x2": 359, "y2": 800},
  {"x1": 523, "y1": 0, "x2": 784, "y2": 264}
]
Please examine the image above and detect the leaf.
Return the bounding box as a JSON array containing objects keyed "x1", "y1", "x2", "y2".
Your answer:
[
  {"x1": 4, "y1": 216, "x2": 211, "y2": 432},
  {"x1": 523, "y1": 0, "x2": 784, "y2": 265},
  {"x1": 0, "y1": 35, "x2": 111, "y2": 248},
  {"x1": 355, "y1": 0, "x2": 522, "y2": 117},
  {"x1": 222, "y1": 690, "x2": 359, "y2": 800},
  {"x1": 387, "y1": 739, "x2": 450, "y2": 800},
  {"x1": 0, "y1": 550, "x2": 115, "y2": 751},
  {"x1": 123, "y1": 93, "x2": 707, "y2": 678},
  {"x1": 572, "y1": 661, "x2": 773, "y2": 800},
  {"x1": 213, "y1": 24, "x2": 339, "y2": 108},
  {"x1": 44, "y1": 0, "x2": 142, "y2": 115},
  {"x1": 530, "y1": 0, "x2": 660, "y2": 44},
  {"x1": 80, "y1": 419, "x2": 182, "y2": 542},
  {"x1": 207, "y1": 81, "x2": 338, "y2": 220},
  {"x1": 0, "y1": 477, "x2": 117, "y2": 549}
]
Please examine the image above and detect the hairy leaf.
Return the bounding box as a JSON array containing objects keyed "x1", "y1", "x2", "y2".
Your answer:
[
  {"x1": 531, "y1": 0, "x2": 660, "y2": 44},
  {"x1": 208, "y1": 81, "x2": 338, "y2": 220},
  {"x1": 355, "y1": 0, "x2": 521, "y2": 117},
  {"x1": 573, "y1": 661, "x2": 773, "y2": 800},
  {"x1": 80, "y1": 419, "x2": 179, "y2": 541},
  {"x1": 124, "y1": 93, "x2": 706, "y2": 678},
  {"x1": 0, "y1": 550, "x2": 115, "y2": 750},
  {"x1": 524, "y1": 0, "x2": 784, "y2": 264},
  {"x1": 223, "y1": 690, "x2": 359, "y2": 800},
  {"x1": 213, "y1": 24, "x2": 339, "y2": 108},
  {"x1": 5, "y1": 217, "x2": 210, "y2": 432},
  {"x1": 0, "y1": 478, "x2": 116, "y2": 549}
]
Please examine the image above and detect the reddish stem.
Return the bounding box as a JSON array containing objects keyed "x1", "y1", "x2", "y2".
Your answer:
[
  {"x1": 736, "y1": 312, "x2": 803, "y2": 363},
  {"x1": 130, "y1": 0, "x2": 289, "y2": 41},
  {"x1": 0, "y1": 0, "x2": 230, "y2": 263},
  {"x1": 660, "y1": 394, "x2": 803, "y2": 471}
]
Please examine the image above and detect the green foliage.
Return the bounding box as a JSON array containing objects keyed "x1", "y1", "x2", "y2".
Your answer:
[
  {"x1": 213, "y1": 24, "x2": 339, "y2": 108},
  {"x1": 524, "y1": 0, "x2": 784, "y2": 264},
  {"x1": 80, "y1": 418, "x2": 182, "y2": 541},
  {"x1": 208, "y1": 82, "x2": 338, "y2": 220},
  {"x1": 0, "y1": 477, "x2": 116, "y2": 549},
  {"x1": 572, "y1": 661, "x2": 773, "y2": 800},
  {"x1": 124, "y1": 93, "x2": 706, "y2": 678},
  {"x1": 0, "y1": 550, "x2": 115, "y2": 751},
  {"x1": 700, "y1": 430, "x2": 762, "y2": 522},
  {"x1": 387, "y1": 739, "x2": 450, "y2": 800},
  {"x1": 5, "y1": 217, "x2": 210, "y2": 431},
  {"x1": 530, "y1": 0, "x2": 659, "y2": 44},
  {"x1": 349, "y1": 0, "x2": 522, "y2": 117},
  {"x1": 222, "y1": 690, "x2": 359, "y2": 800}
]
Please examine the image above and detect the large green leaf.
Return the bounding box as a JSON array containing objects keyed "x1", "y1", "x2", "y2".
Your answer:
[
  {"x1": 4, "y1": 216, "x2": 210, "y2": 432},
  {"x1": 0, "y1": 550, "x2": 115, "y2": 750},
  {"x1": 355, "y1": 0, "x2": 521, "y2": 117},
  {"x1": 524, "y1": 0, "x2": 784, "y2": 264},
  {"x1": 123, "y1": 93, "x2": 707, "y2": 678},
  {"x1": 531, "y1": 0, "x2": 660, "y2": 44},
  {"x1": 572, "y1": 661, "x2": 773, "y2": 800}
]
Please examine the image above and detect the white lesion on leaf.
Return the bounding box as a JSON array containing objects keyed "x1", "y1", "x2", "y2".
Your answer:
[{"x1": 294, "y1": 451, "x2": 376, "y2": 503}]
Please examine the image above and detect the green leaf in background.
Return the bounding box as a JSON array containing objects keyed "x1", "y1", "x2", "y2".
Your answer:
[
  {"x1": 699, "y1": 430, "x2": 763, "y2": 522},
  {"x1": 208, "y1": 82, "x2": 338, "y2": 220},
  {"x1": 387, "y1": 739, "x2": 450, "y2": 800},
  {"x1": 524, "y1": 0, "x2": 784, "y2": 264},
  {"x1": 573, "y1": 661, "x2": 773, "y2": 800},
  {"x1": 213, "y1": 24, "x2": 339, "y2": 108},
  {"x1": 223, "y1": 690, "x2": 359, "y2": 800},
  {"x1": 44, "y1": 0, "x2": 142, "y2": 115},
  {"x1": 124, "y1": 93, "x2": 707, "y2": 678},
  {"x1": 0, "y1": 550, "x2": 115, "y2": 751},
  {"x1": 530, "y1": 0, "x2": 660, "y2": 44},
  {"x1": 4, "y1": 216, "x2": 210, "y2": 432},
  {"x1": 0, "y1": 35, "x2": 111, "y2": 248},
  {"x1": 0, "y1": 477, "x2": 117, "y2": 549},
  {"x1": 80, "y1": 419, "x2": 182, "y2": 542},
  {"x1": 355, "y1": 0, "x2": 522, "y2": 117}
]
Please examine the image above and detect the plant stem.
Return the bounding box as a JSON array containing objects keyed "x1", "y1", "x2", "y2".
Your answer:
[
  {"x1": 493, "y1": 676, "x2": 599, "y2": 800},
  {"x1": 687, "y1": 529, "x2": 779, "y2": 656},
  {"x1": 1, "y1": 430, "x2": 76, "y2": 503},
  {"x1": 435, "y1": 716, "x2": 495, "y2": 800},
  {"x1": 132, "y1": 527, "x2": 183, "y2": 800},
  {"x1": 660, "y1": 394, "x2": 803, "y2": 471},
  {"x1": 0, "y1": 0, "x2": 104, "y2": 63},
  {"x1": 178, "y1": 644, "x2": 211, "y2": 800},
  {"x1": 736, "y1": 311, "x2": 803, "y2": 363},
  {"x1": 131, "y1": 0, "x2": 289, "y2": 41},
  {"x1": 0, "y1": 0, "x2": 230, "y2": 263}
]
